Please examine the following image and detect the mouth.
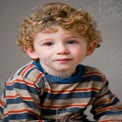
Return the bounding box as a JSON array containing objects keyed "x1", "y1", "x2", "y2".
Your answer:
[
  {"x1": 54, "y1": 58, "x2": 73, "y2": 63},
  {"x1": 56, "y1": 59, "x2": 72, "y2": 61}
]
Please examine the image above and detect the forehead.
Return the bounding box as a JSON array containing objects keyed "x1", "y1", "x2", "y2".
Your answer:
[
  {"x1": 36, "y1": 26, "x2": 82, "y2": 39},
  {"x1": 33, "y1": 28, "x2": 86, "y2": 45}
]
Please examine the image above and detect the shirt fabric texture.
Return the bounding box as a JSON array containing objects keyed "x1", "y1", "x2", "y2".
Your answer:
[{"x1": 0, "y1": 60, "x2": 122, "y2": 122}]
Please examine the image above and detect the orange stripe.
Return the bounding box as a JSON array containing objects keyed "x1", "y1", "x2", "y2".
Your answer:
[
  {"x1": 95, "y1": 95, "x2": 115, "y2": 106},
  {"x1": 35, "y1": 73, "x2": 44, "y2": 83},
  {"x1": 21, "y1": 96, "x2": 34, "y2": 101},
  {"x1": 24, "y1": 79, "x2": 35, "y2": 87},
  {"x1": 20, "y1": 65, "x2": 34, "y2": 76},
  {"x1": 45, "y1": 87, "x2": 100, "y2": 93},
  {"x1": 6, "y1": 94, "x2": 40, "y2": 107},
  {"x1": 85, "y1": 71, "x2": 103, "y2": 76},
  {"x1": 42, "y1": 104, "x2": 87, "y2": 109},
  {"x1": 7, "y1": 79, "x2": 35, "y2": 87},
  {"x1": 6, "y1": 94, "x2": 33, "y2": 101},
  {"x1": 33, "y1": 73, "x2": 44, "y2": 91},
  {"x1": 6, "y1": 94, "x2": 19, "y2": 99},
  {"x1": 0, "y1": 100, "x2": 4, "y2": 107},
  {"x1": 96, "y1": 106, "x2": 122, "y2": 113},
  {"x1": 96, "y1": 106, "x2": 113, "y2": 113}
]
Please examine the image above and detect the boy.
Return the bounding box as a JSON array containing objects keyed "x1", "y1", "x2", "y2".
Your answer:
[{"x1": 0, "y1": 2, "x2": 122, "y2": 122}]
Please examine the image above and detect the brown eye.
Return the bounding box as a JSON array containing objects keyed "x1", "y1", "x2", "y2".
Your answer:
[
  {"x1": 44, "y1": 42, "x2": 54, "y2": 46},
  {"x1": 67, "y1": 40, "x2": 77, "y2": 44}
]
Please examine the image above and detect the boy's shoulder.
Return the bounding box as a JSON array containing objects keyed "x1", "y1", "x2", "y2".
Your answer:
[
  {"x1": 8, "y1": 61, "x2": 44, "y2": 82},
  {"x1": 82, "y1": 64, "x2": 106, "y2": 78},
  {"x1": 83, "y1": 65, "x2": 102, "y2": 73},
  {"x1": 82, "y1": 65, "x2": 107, "y2": 86}
]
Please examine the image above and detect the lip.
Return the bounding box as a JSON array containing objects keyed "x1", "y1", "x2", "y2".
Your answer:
[
  {"x1": 56, "y1": 59, "x2": 72, "y2": 61},
  {"x1": 55, "y1": 58, "x2": 72, "y2": 62}
]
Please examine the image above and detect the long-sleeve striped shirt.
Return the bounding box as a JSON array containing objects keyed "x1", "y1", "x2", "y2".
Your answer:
[{"x1": 0, "y1": 60, "x2": 122, "y2": 122}]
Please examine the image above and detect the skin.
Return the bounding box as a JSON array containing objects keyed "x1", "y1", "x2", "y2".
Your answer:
[{"x1": 24, "y1": 26, "x2": 96, "y2": 77}]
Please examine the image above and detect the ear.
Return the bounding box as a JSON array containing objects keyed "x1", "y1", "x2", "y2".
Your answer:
[
  {"x1": 86, "y1": 41, "x2": 97, "y2": 56},
  {"x1": 24, "y1": 46, "x2": 39, "y2": 60}
]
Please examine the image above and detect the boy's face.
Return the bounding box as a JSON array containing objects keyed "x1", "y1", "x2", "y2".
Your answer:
[{"x1": 25, "y1": 27, "x2": 95, "y2": 76}]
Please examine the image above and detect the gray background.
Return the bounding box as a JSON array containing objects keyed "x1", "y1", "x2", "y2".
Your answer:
[{"x1": 0, "y1": 0, "x2": 122, "y2": 120}]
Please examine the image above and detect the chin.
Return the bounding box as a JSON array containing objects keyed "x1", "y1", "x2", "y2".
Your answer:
[
  {"x1": 55, "y1": 66, "x2": 70, "y2": 71},
  {"x1": 56, "y1": 67, "x2": 75, "y2": 73}
]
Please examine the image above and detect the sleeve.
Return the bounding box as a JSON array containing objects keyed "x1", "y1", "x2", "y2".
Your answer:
[
  {"x1": 0, "y1": 75, "x2": 45, "y2": 122},
  {"x1": 91, "y1": 75, "x2": 122, "y2": 122}
]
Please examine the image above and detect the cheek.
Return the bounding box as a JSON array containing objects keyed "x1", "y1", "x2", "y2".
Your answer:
[
  {"x1": 73, "y1": 47, "x2": 87, "y2": 57},
  {"x1": 39, "y1": 53, "x2": 48, "y2": 60},
  {"x1": 39, "y1": 51, "x2": 52, "y2": 63},
  {"x1": 76, "y1": 51, "x2": 87, "y2": 64}
]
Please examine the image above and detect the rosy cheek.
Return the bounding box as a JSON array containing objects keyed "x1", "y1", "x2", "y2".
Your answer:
[
  {"x1": 40, "y1": 52, "x2": 51, "y2": 60},
  {"x1": 77, "y1": 48, "x2": 86, "y2": 55}
]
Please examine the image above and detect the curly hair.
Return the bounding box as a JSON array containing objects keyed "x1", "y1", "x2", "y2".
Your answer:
[{"x1": 17, "y1": 2, "x2": 102, "y2": 50}]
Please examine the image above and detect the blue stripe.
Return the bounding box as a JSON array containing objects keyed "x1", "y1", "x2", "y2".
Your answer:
[
  {"x1": 6, "y1": 82, "x2": 39, "y2": 95},
  {"x1": 0, "y1": 106, "x2": 3, "y2": 115},
  {"x1": 43, "y1": 91, "x2": 98, "y2": 100},
  {"x1": 95, "y1": 92, "x2": 120, "y2": 108},
  {"x1": 94, "y1": 110, "x2": 122, "y2": 120},
  {"x1": 41, "y1": 107, "x2": 84, "y2": 115},
  {"x1": 17, "y1": 65, "x2": 29, "y2": 75},
  {"x1": 6, "y1": 98, "x2": 38, "y2": 108},
  {"x1": 24, "y1": 67, "x2": 37, "y2": 78},
  {"x1": 82, "y1": 75, "x2": 104, "y2": 83},
  {"x1": 3, "y1": 113, "x2": 38, "y2": 121}
]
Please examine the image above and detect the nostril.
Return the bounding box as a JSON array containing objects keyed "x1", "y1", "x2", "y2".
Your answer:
[
  {"x1": 57, "y1": 48, "x2": 69, "y2": 55},
  {"x1": 57, "y1": 51, "x2": 69, "y2": 55}
]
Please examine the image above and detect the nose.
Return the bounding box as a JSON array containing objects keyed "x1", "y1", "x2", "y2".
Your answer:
[{"x1": 57, "y1": 43, "x2": 69, "y2": 55}]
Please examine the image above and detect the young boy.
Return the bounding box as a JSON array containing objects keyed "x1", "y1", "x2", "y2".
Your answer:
[{"x1": 0, "y1": 2, "x2": 122, "y2": 122}]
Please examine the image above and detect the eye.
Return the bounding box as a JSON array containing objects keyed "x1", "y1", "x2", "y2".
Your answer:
[
  {"x1": 43, "y1": 42, "x2": 54, "y2": 46},
  {"x1": 67, "y1": 40, "x2": 77, "y2": 44}
]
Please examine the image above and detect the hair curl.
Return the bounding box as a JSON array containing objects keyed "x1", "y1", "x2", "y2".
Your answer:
[{"x1": 17, "y1": 2, "x2": 102, "y2": 50}]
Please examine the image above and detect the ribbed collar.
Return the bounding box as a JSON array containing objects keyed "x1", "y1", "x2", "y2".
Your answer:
[{"x1": 33, "y1": 60, "x2": 85, "y2": 84}]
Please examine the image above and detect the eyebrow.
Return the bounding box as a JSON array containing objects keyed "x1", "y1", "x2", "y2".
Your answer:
[
  {"x1": 39, "y1": 38, "x2": 54, "y2": 42},
  {"x1": 66, "y1": 35, "x2": 82, "y2": 39}
]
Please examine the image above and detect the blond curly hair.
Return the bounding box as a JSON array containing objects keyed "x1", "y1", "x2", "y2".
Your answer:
[{"x1": 17, "y1": 2, "x2": 102, "y2": 50}]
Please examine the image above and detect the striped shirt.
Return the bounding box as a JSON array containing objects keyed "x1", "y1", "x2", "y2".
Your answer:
[{"x1": 0, "y1": 60, "x2": 122, "y2": 122}]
